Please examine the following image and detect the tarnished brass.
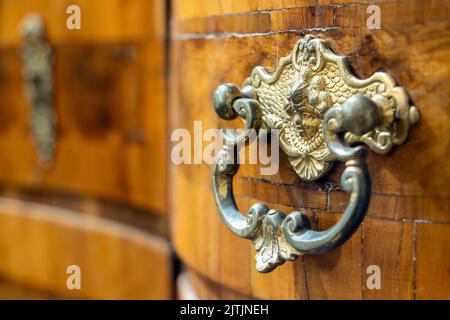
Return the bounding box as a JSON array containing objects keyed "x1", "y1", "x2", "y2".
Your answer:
[
  {"x1": 212, "y1": 35, "x2": 419, "y2": 273},
  {"x1": 20, "y1": 13, "x2": 56, "y2": 167}
]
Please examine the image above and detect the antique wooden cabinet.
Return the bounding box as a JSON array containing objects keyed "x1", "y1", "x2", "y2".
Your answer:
[
  {"x1": 170, "y1": 0, "x2": 450, "y2": 299},
  {"x1": 0, "y1": 0, "x2": 449, "y2": 301},
  {"x1": 0, "y1": 0, "x2": 172, "y2": 299}
]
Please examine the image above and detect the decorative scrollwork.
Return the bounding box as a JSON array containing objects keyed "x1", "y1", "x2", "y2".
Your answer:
[{"x1": 212, "y1": 35, "x2": 419, "y2": 273}]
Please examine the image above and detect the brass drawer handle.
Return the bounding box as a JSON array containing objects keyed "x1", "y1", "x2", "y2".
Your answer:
[
  {"x1": 20, "y1": 14, "x2": 56, "y2": 167},
  {"x1": 212, "y1": 35, "x2": 419, "y2": 273}
]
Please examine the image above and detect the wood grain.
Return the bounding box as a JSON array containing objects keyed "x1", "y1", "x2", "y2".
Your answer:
[
  {"x1": 0, "y1": 278, "x2": 54, "y2": 299},
  {"x1": 0, "y1": 0, "x2": 163, "y2": 45}
]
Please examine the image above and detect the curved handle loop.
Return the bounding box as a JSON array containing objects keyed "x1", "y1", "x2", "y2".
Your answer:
[
  {"x1": 211, "y1": 35, "x2": 419, "y2": 273},
  {"x1": 213, "y1": 93, "x2": 377, "y2": 272}
]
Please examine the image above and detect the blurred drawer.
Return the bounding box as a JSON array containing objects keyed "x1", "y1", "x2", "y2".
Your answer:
[{"x1": 0, "y1": 0, "x2": 167, "y2": 214}]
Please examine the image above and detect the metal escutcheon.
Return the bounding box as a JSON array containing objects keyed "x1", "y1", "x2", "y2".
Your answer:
[
  {"x1": 212, "y1": 35, "x2": 419, "y2": 273},
  {"x1": 20, "y1": 13, "x2": 56, "y2": 168}
]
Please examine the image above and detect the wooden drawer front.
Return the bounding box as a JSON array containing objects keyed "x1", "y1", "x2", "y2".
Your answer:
[
  {"x1": 0, "y1": 0, "x2": 167, "y2": 214},
  {"x1": 170, "y1": 0, "x2": 450, "y2": 299},
  {"x1": 0, "y1": 198, "x2": 172, "y2": 299}
]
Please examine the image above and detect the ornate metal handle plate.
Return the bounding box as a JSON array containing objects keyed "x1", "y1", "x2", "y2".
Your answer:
[
  {"x1": 20, "y1": 14, "x2": 56, "y2": 167},
  {"x1": 212, "y1": 35, "x2": 419, "y2": 273}
]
